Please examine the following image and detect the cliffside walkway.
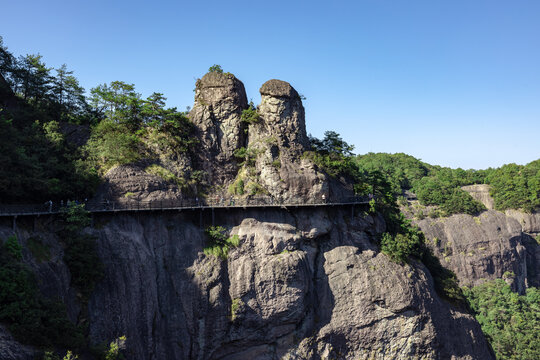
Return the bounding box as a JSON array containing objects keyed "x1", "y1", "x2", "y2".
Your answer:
[{"x1": 0, "y1": 196, "x2": 372, "y2": 217}]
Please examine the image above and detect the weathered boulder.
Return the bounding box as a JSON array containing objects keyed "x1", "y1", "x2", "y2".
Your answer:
[
  {"x1": 96, "y1": 164, "x2": 183, "y2": 203},
  {"x1": 190, "y1": 72, "x2": 248, "y2": 185},
  {"x1": 505, "y1": 209, "x2": 540, "y2": 234},
  {"x1": 256, "y1": 79, "x2": 309, "y2": 158}
]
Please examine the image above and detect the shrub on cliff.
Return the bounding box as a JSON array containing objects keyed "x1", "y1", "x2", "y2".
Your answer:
[
  {"x1": 85, "y1": 82, "x2": 197, "y2": 173},
  {"x1": 306, "y1": 131, "x2": 359, "y2": 179},
  {"x1": 380, "y1": 215, "x2": 465, "y2": 304},
  {"x1": 204, "y1": 226, "x2": 240, "y2": 259}
]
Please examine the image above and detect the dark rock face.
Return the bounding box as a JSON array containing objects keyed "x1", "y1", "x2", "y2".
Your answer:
[
  {"x1": 0, "y1": 325, "x2": 38, "y2": 360},
  {"x1": 1, "y1": 209, "x2": 494, "y2": 360},
  {"x1": 189, "y1": 72, "x2": 248, "y2": 185}
]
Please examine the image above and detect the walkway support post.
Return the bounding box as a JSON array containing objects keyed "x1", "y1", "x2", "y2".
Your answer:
[{"x1": 199, "y1": 209, "x2": 203, "y2": 229}]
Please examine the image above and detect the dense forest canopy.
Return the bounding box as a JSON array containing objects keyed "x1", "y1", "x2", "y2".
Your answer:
[{"x1": 464, "y1": 279, "x2": 540, "y2": 360}]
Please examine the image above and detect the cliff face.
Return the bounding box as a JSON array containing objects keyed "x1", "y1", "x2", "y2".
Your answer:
[
  {"x1": 1, "y1": 208, "x2": 493, "y2": 360},
  {"x1": 414, "y1": 186, "x2": 540, "y2": 293}
]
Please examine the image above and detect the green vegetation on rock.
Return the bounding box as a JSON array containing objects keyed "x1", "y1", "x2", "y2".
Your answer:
[
  {"x1": 241, "y1": 101, "x2": 259, "y2": 125},
  {"x1": 85, "y1": 81, "x2": 197, "y2": 173},
  {"x1": 487, "y1": 161, "x2": 540, "y2": 213},
  {"x1": 203, "y1": 226, "x2": 240, "y2": 259}
]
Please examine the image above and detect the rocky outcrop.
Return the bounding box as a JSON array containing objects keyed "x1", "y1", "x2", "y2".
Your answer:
[
  {"x1": 256, "y1": 79, "x2": 309, "y2": 157},
  {"x1": 0, "y1": 208, "x2": 493, "y2": 360},
  {"x1": 241, "y1": 80, "x2": 335, "y2": 202},
  {"x1": 462, "y1": 184, "x2": 494, "y2": 210},
  {"x1": 189, "y1": 72, "x2": 248, "y2": 185},
  {"x1": 97, "y1": 165, "x2": 183, "y2": 202},
  {"x1": 416, "y1": 210, "x2": 539, "y2": 293},
  {"x1": 505, "y1": 209, "x2": 540, "y2": 235}
]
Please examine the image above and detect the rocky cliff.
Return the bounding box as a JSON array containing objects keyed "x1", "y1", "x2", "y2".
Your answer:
[
  {"x1": 0, "y1": 207, "x2": 493, "y2": 360},
  {"x1": 412, "y1": 185, "x2": 540, "y2": 293},
  {"x1": 0, "y1": 72, "x2": 498, "y2": 359}
]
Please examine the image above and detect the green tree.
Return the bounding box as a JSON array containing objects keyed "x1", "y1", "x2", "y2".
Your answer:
[{"x1": 208, "y1": 64, "x2": 223, "y2": 73}]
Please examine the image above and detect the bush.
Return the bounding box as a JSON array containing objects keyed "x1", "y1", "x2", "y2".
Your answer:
[
  {"x1": 241, "y1": 102, "x2": 259, "y2": 125},
  {"x1": 85, "y1": 119, "x2": 143, "y2": 172},
  {"x1": 379, "y1": 214, "x2": 464, "y2": 304},
  {"x1": 203, "y1": 226, "x2": 240, "y2": 259},
  {"x1": 421, "y1": 250, "x2": 464, "y2": 304},
  {"x1": 208, "y1": 64, "x2": 223, "y2": 73}
]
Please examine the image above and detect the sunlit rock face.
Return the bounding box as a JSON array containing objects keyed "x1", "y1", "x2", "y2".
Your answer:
[
  {"x1": 243, "y1": 79, "x2": 330, "y2": 202},
  {"x1": 257, "y1": 79, "x2": 309, "y2": 159},
  {"x1": 189, "y1": 72, "x2": 248, "y2": 185},
  {"x1": 416, "y1": 187, "x2": 540, "y2": 292}
]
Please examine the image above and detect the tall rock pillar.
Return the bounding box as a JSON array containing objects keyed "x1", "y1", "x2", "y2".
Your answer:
[{"x1": 189, "y1": 72, "x2": 248, "y2": 185}]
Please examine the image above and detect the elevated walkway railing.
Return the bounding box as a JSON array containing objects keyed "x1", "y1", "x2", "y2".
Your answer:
[{"x1": 0, "y1": 196, "x2": 372, "y2": 217}]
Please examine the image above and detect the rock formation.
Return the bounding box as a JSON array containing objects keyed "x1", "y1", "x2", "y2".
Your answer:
[
  {"x1": 189, "y1": 72, "x2": 248, "y2": 185},
  {"x1": 0, "y1": 326, "x2": 38, "y2": 360},
  {"x1": 462, "y1": 184, "x2": 495, "y2": 210},
  {"x1": 242, "y1": 79, "x2": 345, "y2": 202},
  {"x1": 0, "y1": 73, "x2": 504, "y2": 359},
  {"x1": 414, "y1": 187, "x2": 540, "y2": 292},
  {"x1": 0, "y1": 208, "x2": 494, "y2": 359}
]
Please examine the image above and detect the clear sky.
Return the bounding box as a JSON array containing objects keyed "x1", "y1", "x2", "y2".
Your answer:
[{"x1": 2, "y1": 0, "x2": 539, "y2": 169}]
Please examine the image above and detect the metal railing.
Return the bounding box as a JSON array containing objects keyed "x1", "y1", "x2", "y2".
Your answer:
[{"x1": 0, "y1": 196, "x2": 372, "y2": 217}]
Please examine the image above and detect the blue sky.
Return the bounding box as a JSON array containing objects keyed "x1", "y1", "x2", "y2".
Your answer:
[{"x1": 2, "y1": 0, "x2": 539, "y2": 169}]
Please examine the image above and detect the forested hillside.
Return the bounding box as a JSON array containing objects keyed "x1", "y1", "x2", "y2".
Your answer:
[
  {"x1": 355, "y1": 153, "x2": 540, "y2": 215},
  {"x1": 0, "y1": 37, "x2": 197, "y2": 204}
]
